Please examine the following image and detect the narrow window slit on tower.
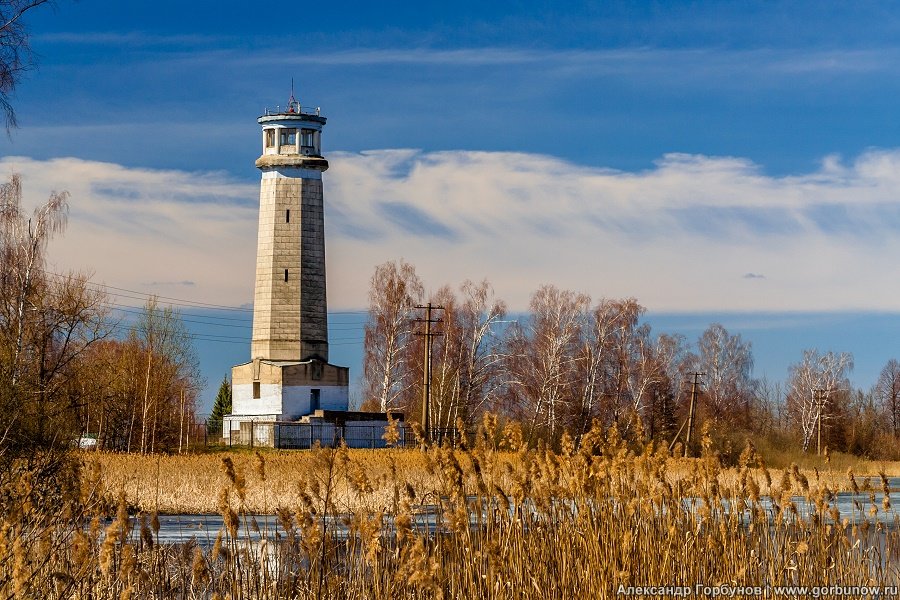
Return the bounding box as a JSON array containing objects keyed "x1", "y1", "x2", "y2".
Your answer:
[
  {"x1": 284, "y1": 269, "x2": 289, "y2": 282},
  {"x1": 286, "y1": 209, "x2": 290, "y2": 223}
]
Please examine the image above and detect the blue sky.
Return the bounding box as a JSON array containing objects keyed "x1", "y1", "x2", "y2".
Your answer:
[{"x1": 5, "y1": 1, "x2": 900, "y2": 410}]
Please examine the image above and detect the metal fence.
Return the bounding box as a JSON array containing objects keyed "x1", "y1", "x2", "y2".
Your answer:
[{"x1": 218, "y1": 422, "x2": 468, "y2": 450}]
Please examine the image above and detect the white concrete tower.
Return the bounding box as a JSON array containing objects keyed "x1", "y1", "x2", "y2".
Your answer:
[{"x1": 228, "y1": 95, "x2": 349, "y2": 427}]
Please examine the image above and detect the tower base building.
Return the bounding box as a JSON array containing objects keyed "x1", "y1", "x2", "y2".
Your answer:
[{"x1": 229, "y1": 358, "x2": 349, "y2": 424}]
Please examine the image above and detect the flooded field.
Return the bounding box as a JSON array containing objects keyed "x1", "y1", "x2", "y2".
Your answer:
[{"x1": 130, "y1": 479, "x2": 900, "y2": 548}]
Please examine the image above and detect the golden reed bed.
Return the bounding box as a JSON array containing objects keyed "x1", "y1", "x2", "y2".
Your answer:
[
  {"x1": 4, "y1": 418, "x2": 900, "y2": 598},
  {"x1": 83, "y1": 442, "x2": 900, "y2": 514}
]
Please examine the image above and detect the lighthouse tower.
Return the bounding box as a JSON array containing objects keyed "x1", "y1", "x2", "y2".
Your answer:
[{"x1": 228, "y1": 95, "x2": 349, "y2": 430}]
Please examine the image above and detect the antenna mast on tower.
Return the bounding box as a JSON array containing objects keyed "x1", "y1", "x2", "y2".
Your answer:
[{"x1": 288, "y1": 78, "x2": 299, "y2": 113}]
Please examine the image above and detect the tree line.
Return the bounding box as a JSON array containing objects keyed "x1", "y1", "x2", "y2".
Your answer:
[
  {"x1": 362, "y1": 260, "x2": 900, "y2": 460},
  {"x1": 0, "y1": 174, "x2": 202, "y2": 457}
]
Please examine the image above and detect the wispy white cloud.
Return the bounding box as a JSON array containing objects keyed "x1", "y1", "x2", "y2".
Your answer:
[
  {"x1": 150, "y1": 45, "x2": 900, "y2": 85},
  {"x1": 35, "y1": 32, "x2": 899, "y2": 76},
  {"x1": 323, "y1": 148, "x2": 900, "y2": 312},
  {"x1": 0, "y1": 156, "x2": 258, "y2": 306},
  {"x1": 6, "y1": 149, "x2": 900, "y2": 314},
  {"x1": 33, "y1": 31, "x2": 229, "y2": 47},
  {"x1": 190, "y1": 45, "x2": 900, "y2": 80}
]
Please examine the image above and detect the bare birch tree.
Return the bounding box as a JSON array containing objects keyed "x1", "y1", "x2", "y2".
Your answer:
[
  {"x1": 0, "y1": 174, "x2": 68, "y2": 387},
  {"x1": 505, "y1": 285, "x2": 589, "y2": 440},
  {"x1": 874, "y1": 359, "x2": 900, "y2": 437},
  {"x1": 575, "y1": 299, "x2": 631, "y2": 429},
  {"x1": 787, "y1": 349, "x2": 853, "y2": 451},
  {"x1": 754, "y1": 376, "x2": 784, "y2": 435},
  {"x1": 623, "y1": 325, "x2": 664, "y2": 426},
  {"x1": 136, "y1": 297, "x2": 199, "y2": 454},
  {"x1": 696, "y1": 323, "x2": 755, "y2": 423},
  {"x1": 449, "y1": 280, "x2": 507, "y2": 428},
  {"x1": 362, "y1": 260, "x2": 423, "y2": 413},
  {"x1": 645, "y1": 333, "x2": 692, "y2": 439},
  {"x1": 595, "y1": 298, "x2": 645, "y2": 426},
  {"x1": 655, "y1": 333, "x2": 691, "y2": 395},
  {"x1": 0, "y1": 173, "x2": 109, "y2": 453}
]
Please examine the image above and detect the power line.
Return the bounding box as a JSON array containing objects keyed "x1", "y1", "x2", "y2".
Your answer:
[
  {"x1": 40, "y1": 268, "x2": 371, "y2": 316},
  {"x1": 107, "y1": 306, "x2": 367, "y2": 338},
  {"x1": 105, "y1": 297, "x2": 254, "y2": 323},
  {"x1": 42, "y1": 269, "x2": 255, "y2": 312},
  {"x1": 39, "y1": 268, "x2": 369, "y2": 347},
  {"x1": 110, "y1": 306, "x2": 252, "y2": 329},
  {"x1": 103, "y1": 321, "x2": 248, "y2": 345},
  {"x1": 108, "y1": 299, "x2": 367, "y2": 330},
  {"x1": 112, "y1": 316, "x2": 363, "y2": 346}
]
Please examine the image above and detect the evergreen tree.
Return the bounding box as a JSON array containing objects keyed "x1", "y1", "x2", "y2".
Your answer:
[{"x1": 208, "y1": 376, "x2": 232, "y2": 435}]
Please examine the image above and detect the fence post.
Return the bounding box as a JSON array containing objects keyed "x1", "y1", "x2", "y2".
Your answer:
[{"x1": 250, "y1": 420, "x2": 254, "y2": 449}]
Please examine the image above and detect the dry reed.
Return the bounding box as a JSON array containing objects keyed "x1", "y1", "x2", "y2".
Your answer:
[{"x1": 1, "y1": 417, "x2": 899, "y2": 599}]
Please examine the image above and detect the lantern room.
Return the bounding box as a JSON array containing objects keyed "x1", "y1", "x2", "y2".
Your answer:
[{"x1": 259, "y1": 98, "x2": 326, "y2": 158}]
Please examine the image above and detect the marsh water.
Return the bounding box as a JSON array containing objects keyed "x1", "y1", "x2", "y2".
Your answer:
[{"x1": 117, "y1": 477, "x2": 900, "y2": 547}]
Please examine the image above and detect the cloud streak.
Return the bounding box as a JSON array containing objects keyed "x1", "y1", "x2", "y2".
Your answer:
[
  {"x1": 5, "y1": 149, "x2": 900, "y2": 313},
  {"x1": 35, "y1": 32, "x2": 900, "y2": 75},
  {"x1": 1, "y1": 156, "x2": 258, "y2": 307},
  {"x1": 325, "y1": 148, "x2": 900, "y2": 312}
]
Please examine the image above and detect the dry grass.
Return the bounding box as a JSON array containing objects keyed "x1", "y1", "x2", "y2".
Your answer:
[
  {"x1": 762, "y1": 446, "x2": 900, "y2": 477},
  {"x1": 84, "y1": 448, "x2": 437, "y2": 514},
  {"x1": 82, "y1": 444, "x2": 900, "y2": 514},
  {"x1": 3, "y1": 418, "x2": 900, "y2": 598}
]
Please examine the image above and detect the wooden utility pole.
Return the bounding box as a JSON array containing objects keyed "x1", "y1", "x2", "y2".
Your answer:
[
  {"x1": 815, "y1": 389, "x2": 828, "y2": 456},
  {"x1": 684, "y1": 372, "x2": 704, "y2": 458},
  {"x1": 415, "y1": 304, "x2": 443, "y2": 444},
  {"x1": 422, "y1": 304, "x2": 433, "y2": 442},
  {"x1": 140, "y1": 347, "x2": 152, "y2": 455},
  {"x1": 178, "y1": 388, "x2": 185, "y2": 454}
]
